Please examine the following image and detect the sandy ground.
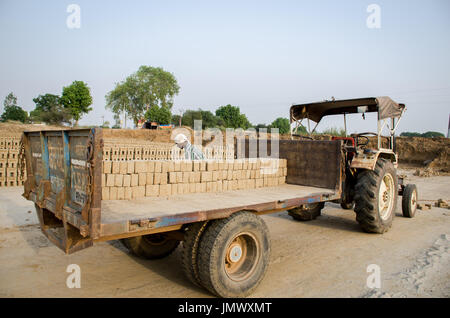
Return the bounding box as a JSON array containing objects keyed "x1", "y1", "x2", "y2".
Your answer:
[{"x1": 0, "y1": 171, "x2": 449, "y2": 298}]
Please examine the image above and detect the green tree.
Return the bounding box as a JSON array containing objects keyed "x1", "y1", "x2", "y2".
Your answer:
[
  {"x1": 1, "y1": 93, "x2": 28, "y2": 123},
  {"x1": 30, "y1": 94, "x2": 71, "y2": 125},
  {"x1": 421, "y1": 131, "x2": 445, "y2": 138},
  {"x1": 400, "y1": 132, "x2": 422, "y2": 137},
  {"x1": 270, "y1": 117, "x2": 290, "y2": 134},
  {"x1": 145, "y1": 106, "x2": 172, "y2": 125},
  {"x1": 215, "y1": 105, "x2": 251, "y2": 129},
  {"x1": 180, "y1": 109, "x2": 224, "y2": 129},
  {"x1": 60, "y1": 81, "x2": 93, "y2": 125},
  {"x1": 105, "y1": 66, "x2": 180, "y2": 127}
]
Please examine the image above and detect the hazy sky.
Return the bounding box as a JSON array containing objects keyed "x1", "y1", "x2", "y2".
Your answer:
[{"x1": 1, "y1": 0, "x2": 449, "y2": 134}]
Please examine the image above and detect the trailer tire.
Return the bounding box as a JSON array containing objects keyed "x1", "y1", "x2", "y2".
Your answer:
[
  {"x1": 197, "y1": 212, "x2": 271, "y2": 298},
  {"x1": 121, "y1": 234, "x2": 179, "y2": 259},
  {"x1": 340, "y1": 201, "x2": 355, "y2": 210},
  {"x1": 402, "y1": 184, "x2": 418, "y2": 218},
  {"x1": 288, "y1": 202, "x2": 325, "y2": 221},
  {"x1": 354, "y1": 158, "x2": 398, "y2": 233},
  {"x1": 181, "y1": 221, "x2": 209, "y2": 287}
]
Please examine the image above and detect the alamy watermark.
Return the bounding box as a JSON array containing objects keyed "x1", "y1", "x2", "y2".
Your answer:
[
  {"x1": 366, "y1": 264, "x2": 381, "y2": 289},
  {"x1": 366, "y1": 4, "x2": 381, "y2": 29},
  {"x1": 66, "y1": 4, "x2": 81, "y2": 29},
  {"x1": 66, "y1": 264, "x2": 81, "y2": 288}
]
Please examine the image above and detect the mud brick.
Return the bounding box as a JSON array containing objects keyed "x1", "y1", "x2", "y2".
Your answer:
[
  {"x1": 174, "y1": 161, "x2": 181, "y2": 172},
  {"x1": 187, "y1": 172, "x2": 195, "y2": 183},
  {"x1": 112, "y1": 161, "x2": 120, "y2": 174},
  {"x1": 199, "y1": 161, "x2": 207, "y2": 171},
  {"x1": 159, "y1": 184, "x2": 171, "y2": 196},
  {"x1": 103, "y1": 161, "x2": 112, "y2": 174},
  {"x1": 181, "y1": 172, "x2": 189, "y2": 183},
  {"x1": 212, "y1": 171, "x2": 220, "y2": 181},
  {"x1": 283, "y1": 168, "x2": 287, "y2": 176},
  {"x1": 256, "y1": 178, "x2": 263, "y2": 188},
  {"x1": 102, "y1": 187, "x2": 110, "y2": 200},
  {"x1": 201, "y1": 171, "x2": 212, "y2": 183},
  {"x1": 138, "y1": 172, "x2": 147, "y2": 186},
  {"x1": 119, "y1": 161, "x2": 128, "y2": 174},
  {"x1": 249, "y1": 179, "x2": 256, "y2": 189},
  {"x1": 226, "y1": 170, "x2": 232, "y2": 181},
  {"x1": 114, "y1": 174, "x2": 123, "y2": 187},
  {"x1": 193, "y1": 161, "x2": 200, "y2": 171},
  {"x1": 101, "y1": 174, "x2": 106, "y2": 187},
  {"x1": 146, "y1": 172, "x2": 154, "y2": 185},
  {"x1": 245, "y1": 170, "x2": 251, "y2": 179},
  {"x1": 182, "y1": 183, "x2": 190, "y2": 193},
  {"x1": 222, "y1": 161, "x2": 229, "y2": 170},
  {"x1": 193, "y1": 171, "x2": 201, "y2": 183},
  {"x1": 182, "y1": 161, "x2": 192, "y2": 172},
  {"x1": 207, "y1": 161, "x2": 216, "y2": 171},
  {"x1": 123, "y1": 174, "x2": 131, "y2": 187},
  {"x1": 206, "y1": 182, "x2": 213, "y2": 193},
  {"x1": 250, "y1": 170, "x2": 255, "y2": 179},
  {"x1": 146, "y1": 184, "x2": 159, "y2": 197},
  {"x1": 217, "y1": 180, "x2": 223, "y2": 192},
  {"x1": 242, "y1": 160, "x2": 249, "y2": 170},
  {"x1": 263, "y1": 177, "x2": 269, "y2": 187},
  {"x1": 106, "y1": 174, "x2": 115, "y2": 187},
  {"x1": 154, "y1": 161, "x2": 162, "y2": 173},
  {"x1": 167, "y1": 161, "x2": 175, "y2": 172},
  {"x1": 255, "y1": 169, "x2": 261, "y2": 179},
  {"x1": 189, "y1": 183, "x2": 196, "y2": 193},
  {"x1": 171, "y1": 183, "x2": 178, "y2": 195},
  {"x1": 153, "y1": 172, "x2": 161, "y2": 185},
  {"x1": 147, "y1": 161, "x2": 155, "y2": 173},
  {"x1": 132, "y1": 186, "x2": 146, "y2": 199},
  {"x1": 169, "y1": 172, "x2": 177, "y2": 184},
  {"x1": 231, "y1": 180, "x2": 238, "y2": 190},
  {"x1": 237, "y1": 179, "x2": 245, "y2": 190},
  {"x1": 176, "y1": 171, "x2": 183, "y2": 183},
  {"x1": 195, "y1": 183, "x2": 203, "y2": 193},
  {"x1": 217, "y1": 161, "x2": 224, "y2": 170},
  {"x1": 0, "y1": 160, "x2": 7, "y2": 169},
  {"x1": 117, "y1": 187, "x2": 125, "y2": 200},
  {"x1": 279, "y1": 176, "x2": 286, "y2": 184},
  {"x1": 161, "y1": 161, "x2": 169, "y2": 173},
  {"x1": 109, "y1": 187, "x2": 118, "y2": 200},
  {"x1": 160, "y1": 172, "x2": 168, "y2": 185},
  {"x1": 222, "y1": 180, "x2": 228, "y2": 192},
  {"x1": 200, "y1": 182, "x2": 207, "y2": 193},
  {"x1": 177, "y1": 183, "x2": 184, "y2": 194},
  {"x1": 0, "y1": 150, "x2": 8, "y2": 160},
  {"x1": 124, "y1": 187, "x2": 132, "y2": 200},
  {"x1": 135, "y1": 161, "x2": 147, "y2": 173},
  {"x1": 127, "y1": 161, "x2": 135, "y2": 174},
  {"x1": 255, "y1": 159, "x2": 261, "y2": 170},
  {"x1": 131, "y1": 174, "x2": 139, "y2": 187},
  {"x1": 221, "y1": 170, "x2": 227, "y2": 180}
]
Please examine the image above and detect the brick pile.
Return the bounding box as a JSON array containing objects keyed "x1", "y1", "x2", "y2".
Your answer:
[
  {"x1": 101, "y1": 158, "x2": 287, "y2": 200},
  {"x1": 0, "y1": 137, "x2": 25, "y2": 187}
]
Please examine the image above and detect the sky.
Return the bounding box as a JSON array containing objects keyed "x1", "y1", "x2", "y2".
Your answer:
[{"x1": 0, "y1": 0, "x2": 449, "y2": 134}]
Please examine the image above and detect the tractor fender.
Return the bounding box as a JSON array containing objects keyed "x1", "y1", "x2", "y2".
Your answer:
[{"x1": 350, "y1": 150, "x2": 397, "y2": 171}]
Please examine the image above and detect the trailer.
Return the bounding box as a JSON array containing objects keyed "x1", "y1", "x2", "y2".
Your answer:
[{"x1": 19, "y1": 97, "x2": 417, "y2": 297}]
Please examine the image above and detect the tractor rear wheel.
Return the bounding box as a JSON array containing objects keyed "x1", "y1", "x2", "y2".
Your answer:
[{"x1": 354, "y1": 158, "x2": 398, "y2": 233}]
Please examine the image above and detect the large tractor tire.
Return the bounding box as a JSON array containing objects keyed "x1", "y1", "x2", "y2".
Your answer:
[
  {"x1": 402, "y1": 184, "x2": 418, "y2": 218},
  {"x1": 197, "y1": 212, "x2": 271, "y2": 298},
  {"x1": 121, "y1": 234, "x2": 180, "y2": 259},
  {"x1": 288, "y1": 202, "x2": 325, "y2": 221},
  {"x1": 354, "y1": 158, "x2": 398, "y2": 234},
  {"x1": 180, "y1": 221, "x2": 210, "y2": 287},
  {"x1": 340, "y1": 201, "x2": 355, "y2": 210}
]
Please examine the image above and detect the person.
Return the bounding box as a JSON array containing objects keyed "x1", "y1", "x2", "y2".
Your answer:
[{"x1": 174, "y1": 133, "x2": 205, "y2": 160}]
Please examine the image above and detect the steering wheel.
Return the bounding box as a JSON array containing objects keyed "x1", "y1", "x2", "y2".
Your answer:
[{"x1": 351, "y1": 132, "x2": 377, "y2": 147}]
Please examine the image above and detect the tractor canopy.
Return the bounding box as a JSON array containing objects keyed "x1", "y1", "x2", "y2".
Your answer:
[{"x1": 290, "y1": 97, "x2": 405, "y2": 123}]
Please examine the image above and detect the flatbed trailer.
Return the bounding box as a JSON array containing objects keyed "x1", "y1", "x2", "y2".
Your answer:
[{"x1": 21, "y1": 128, "x2": 344, "y2": 296}]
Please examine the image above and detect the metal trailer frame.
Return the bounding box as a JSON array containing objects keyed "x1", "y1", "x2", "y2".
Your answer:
[{"x1": 21, "y1": 128, "x2": 344, "y2": 254}]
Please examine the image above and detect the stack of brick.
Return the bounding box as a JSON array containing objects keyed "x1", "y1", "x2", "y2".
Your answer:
[
  {"x1": 0, "y1": 136, "x2": 25, "y2": 187},
  {"x1": 101, "y1": 158, "x2": 287, "y2": 200}
]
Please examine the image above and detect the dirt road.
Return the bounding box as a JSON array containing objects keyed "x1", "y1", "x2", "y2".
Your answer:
[{"x1": 0, "y1": 172, "x2": 449, "y2": 298}]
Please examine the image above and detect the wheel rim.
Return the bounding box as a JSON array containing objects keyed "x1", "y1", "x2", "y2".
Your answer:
[
  {"x1": 224, "y1": 232, "x2": 260, "y2": 282},
  {"x1": 410, "y1": 190, "x2": 417, "y2": 213},
  {"x1": 379, "y1": 173, "x2": 395, "y2": 220}
]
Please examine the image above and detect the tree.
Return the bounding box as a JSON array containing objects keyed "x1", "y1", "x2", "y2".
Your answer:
[
  {"x1": 30, "y1": 94, "x2": 71, "y2": 125},
  {"x1": 145, "y1": 106, "x2": 172, "y2": 125},
  {"x1": 421, "y1": 131, "x2": 444, "y2": 138},
  {"x1": 60, "y1": 81, "x2": 93, "y2": 125},
  {"x1": 105, "y1": 66, "x2": 180, "y2": 127},
  {"x1": 215, "y1": 105, "x2": 251, "y2": 129},
  {"x1": 1, "y1": 93, "x2": 28, "y2": 123},
  {"x1": 180, "y1": 109, "x2": 224, "y2": 129},
  {"x1": 270, "y1": 117, "x2": 290, "y2": 134}
]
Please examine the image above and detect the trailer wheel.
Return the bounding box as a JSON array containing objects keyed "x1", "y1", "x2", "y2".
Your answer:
[
  {"x1": 121, "y1": 234, "x2": 179, "y2": 259},
  {"x1": 197, "y1": 212, "x2": 271, "y2": 297},
  {"x1": 181, "y1": 221, "x2": 209, "y2": 287},
  {"x1": 288, "y1": 202, "x2": 325, "y2": 221},
  {"x1": 402, "y1": 184, "x2": 418, "y2": 218},
  {"x1": 354, "y1": 158, "x2": 398, "y2": 233}
]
